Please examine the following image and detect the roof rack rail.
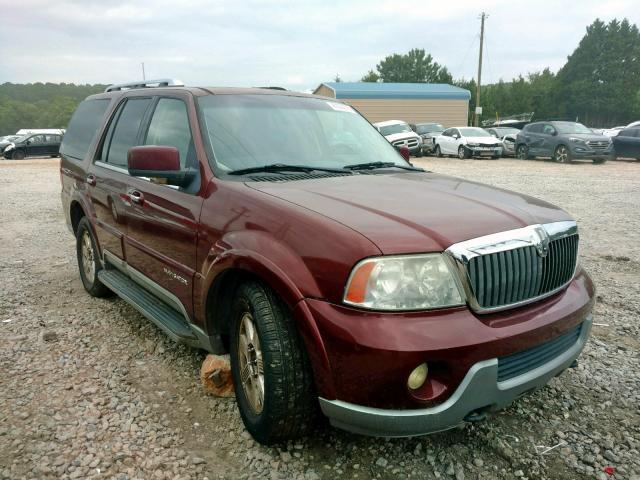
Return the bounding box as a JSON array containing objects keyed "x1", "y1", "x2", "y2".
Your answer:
[
  {"x1": 105, "y1": 79, "x2": 184, "y2": 93},
  {"x1": 255, "y1": 86, "x2": 287, "y2": 91}
]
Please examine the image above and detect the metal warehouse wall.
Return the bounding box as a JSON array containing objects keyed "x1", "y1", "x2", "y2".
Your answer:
[{"x1": 343, "y1": 99, "x2": 469, "y2": 127}]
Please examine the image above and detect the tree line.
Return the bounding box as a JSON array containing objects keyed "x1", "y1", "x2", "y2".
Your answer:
[
  {"x1": 0, "y1": 83, "x2": 105, "y2": 136},
  {"x1": 358, "y1": 18, "x2": 640, "y2": 127}
]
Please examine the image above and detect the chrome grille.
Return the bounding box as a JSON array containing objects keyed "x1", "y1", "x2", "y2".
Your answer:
[
  {"x1": 586, "y1": 140, "x2": 609, "y2": 151},
  {"x1": 497, "y1": 322, "x2": 582, "y2": 381},
  {"x1": 392, "y1": 138, "x2": 419, "y2": 148},
  {"x1": 446, "y1": 221, "x2": 579, "y2": 313},
  {"x1": 467, "y1": 234, "x2": 578, "y2": 309}
]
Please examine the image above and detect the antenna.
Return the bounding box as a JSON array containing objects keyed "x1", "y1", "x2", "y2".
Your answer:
[
  {"x1": 141, "y1": 62, "x2": 146, "y2": 81},
  {"x1": 475, "y1": 12, "x2": 488, "y2": 127}
]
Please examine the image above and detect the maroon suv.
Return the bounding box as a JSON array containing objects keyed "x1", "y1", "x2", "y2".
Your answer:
[{"x1": 60, "y1": 80, "x2": 594, "y2": 444}]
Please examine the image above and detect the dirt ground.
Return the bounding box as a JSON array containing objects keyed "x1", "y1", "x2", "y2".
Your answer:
[{"x1": 0, "y1": 156, "x2": 638, "y2": 480}]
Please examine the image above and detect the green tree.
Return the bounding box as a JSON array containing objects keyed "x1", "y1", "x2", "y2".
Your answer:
[
  {"x1": 556, "y1": 18, "x2": 640, "y2": 126},
  {"x1": 362, "y1": 49, "x2": 453, "y2": 83}
]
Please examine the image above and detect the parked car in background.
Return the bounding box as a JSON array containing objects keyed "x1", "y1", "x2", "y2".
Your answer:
[
  {"x1": 60, "y1": 80, "x2": 593, "y2": 444},
  {"x1": 0, "y1": 135, "x2": 22, "y2": 152},
  {"x1": 410, "y1": 122, "x2": 444, "y2": 154},
  {"x1": 3, "y1": 133, "x2": 62, "y2": 159},
  {"x1": 602, "y1": 126, "x2": 625, "y2": 137},
  {"x1": 373, "y1": 120, "x2": 423, "y2": 157},
  {"x1": 485, "y1": 127, "x2": 520, "y2": 156},
  {"x1": 612, "y1": 127, "x2": 640, "y2": 160},
  {"x1": 626, "y1": 120, "x2": 640, "y2": 129},
  {"x1": 15, "y1": 128, "x2": 65, "y2": 136},
  {"x1": 434, "y1": 127, "x2": 503, "y2": 159},
  {"x1": 515, "y1": 121, "x2": 613, "y2": 164}
]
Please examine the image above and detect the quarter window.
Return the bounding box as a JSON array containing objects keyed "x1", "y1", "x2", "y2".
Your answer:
[
  {"x1": 103, "y1": 98, "x2": 152, "y2": 167},
  {"x1": 144, "y1": 98, "x2": 194, "y2": 169},
  {"x1": 60, "y1": 99, "x2": 110, "y2": 161}
]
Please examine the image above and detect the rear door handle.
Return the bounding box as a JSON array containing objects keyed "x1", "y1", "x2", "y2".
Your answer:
[
  {"x1": 86, "y1": 174, "x2": 97, "y2": 186},
  {"x1": 127, "y1": 189, "x2": 144, "y2": 205}
]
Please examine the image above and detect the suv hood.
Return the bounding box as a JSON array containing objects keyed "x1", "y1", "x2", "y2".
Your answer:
[
  {"x1": 384, "y1": 132, "x2": 421, "y2": 143},
  {"x1": 247, "y1": 172, "x2": 571, "y2": 254}
]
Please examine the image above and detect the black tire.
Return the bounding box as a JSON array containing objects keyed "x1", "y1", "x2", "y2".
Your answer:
[
  {"x1": 76, "y1": 217, "x2": 111, "y2": 297},
  {"x1": 516, "y1": 144, "x2": 530, "y2": 160},
  {"x1": 435, "y1": 145, "x2": 443, "y2": 157},
  {"x1": 12, "y1": 149, "x2": 25, "y2": 160},
  {"x1": 230, "y1": 281, "x2": 316, "y2": 445},
  {"x1": 554, "y1": 145, "x2": 572, "y2": 163},
  {"x1": 491, "y1": 155, "x2": 500, "y2": 159},
  {"x1": 458, "y1": 145, "x2": 470, "y2": 159},
  {"x1": 593, "y1": 158, "x2": 607, "y2": 164}
]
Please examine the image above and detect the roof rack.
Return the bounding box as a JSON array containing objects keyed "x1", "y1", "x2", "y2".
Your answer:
[
  {"x1": 105, "y1": 79, "x2": 184, "y2": 93},
  {"x1": 254, "y1": 86, "x2": 287, "y2": 91}
]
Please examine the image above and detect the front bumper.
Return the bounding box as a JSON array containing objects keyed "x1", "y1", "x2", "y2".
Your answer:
[
  {"x1": 569, "y1": 145, "x2": 614, "y2": 159},
  {"x1": 319, "y1": 315, "x2": 591, "y2": 437}
]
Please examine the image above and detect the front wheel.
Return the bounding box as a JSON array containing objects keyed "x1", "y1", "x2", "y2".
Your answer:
[
  {"x1": 458, "y1": 145, "x2": 469, "y2": 159},
  {"x1": 76, "y1": 217, "x2": 111, "y2": 297},
  {"x1": 230, "y1": 282, "x2": 316, "y2": 445},
  {"x1": 11, "y1": 150, "x2": 26, "y2": 160},
  {"x1": 554, "y1": 145, "x2": 572, "y2": 163},
  {"x1": 435, "y1": 145, "x2": 443, "y2": 157},
  {"x1": 516, "y1": 144, "x2": 530, "y2": 160}
]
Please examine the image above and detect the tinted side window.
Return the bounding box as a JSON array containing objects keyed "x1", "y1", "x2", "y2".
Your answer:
[
  {"x1": 542, "y1": 124, "x2": 556, "y2": 135},
  {"x1": 105, "y1": 98, "x2": 152, "y2": 167},
  {"x1": 527, "y1": 124, "x2": 542, "y2": 133},
  {"x1": 145, "y1": 98, "x2": 194, "y2": 169},
  {"x1": 29, "y1": 135, "x2": 44, "y2": 144},
  {"x1": 442, "y1": 129, "x2": 452, "y2": 137},
  {"x1": 620, "y1": 129, "x2": 639, "y2": 138},
  {"x1": 60, "y1": 99, "x2": 110, "y2": 160}
]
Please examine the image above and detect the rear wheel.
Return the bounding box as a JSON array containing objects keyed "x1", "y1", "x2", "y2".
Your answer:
[
  {"x1": 12, "y1": 149, "x2": 25, "y2": 160},
  {"x1": 230, "y1": 281, "x2": 316, "y2": 445},
  {"x1": 76, "y1": 217, "x2": 111, "y2": 297},
  {"x1": 458, "y1": 145, "x2": 469, "y2": 159},
  {"x1": 554, "y1": 145, "x2": 572, "y2": 163},
  {"x1": 516, "y1": 144, "x2": 530, "y2": 160},
  {"x1": 435, "y1": 145, "x2": 443, "y2": 157}
]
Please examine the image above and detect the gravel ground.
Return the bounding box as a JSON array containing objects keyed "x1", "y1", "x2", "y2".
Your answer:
[{"x1": 0, "y1": 156, "x2": 638, "y2": 480}]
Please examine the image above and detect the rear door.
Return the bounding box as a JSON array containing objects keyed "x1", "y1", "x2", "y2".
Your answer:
[
  {"x1": 123, "y1": 94, "x2": 203, "y2": 316},
  {"x1": 525, "y1": 124, "x2": 544, "y2": 155},
  {"x1": 26, "y1": 135, "x2": 45, "y2": 157},
  {"x1": 539, "y1": 123, "x2": 557, "y2": 156},
  {"x1": 88, "y1": 96, "x2": 153, "y2": 260}
]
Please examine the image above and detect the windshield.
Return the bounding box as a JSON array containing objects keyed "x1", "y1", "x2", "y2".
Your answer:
[
  {"x1": 197, "y1": 95, "x2": 411, "y2": 173},
  {"x1": 459, "y1": 127, "x2": 491, "y2": 137},
  {"x1": 554, "y1": 122, "x2": 593, "y2": 134},
  {"x1": 378, "y1": 123, "x2": 412, "y2": 136},
  {"x1": 415, "y1": 123, "x2": 444, "y2": 134}
]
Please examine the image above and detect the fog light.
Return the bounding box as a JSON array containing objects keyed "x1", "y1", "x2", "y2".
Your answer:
[{"x1": 407, "y1": 363, "x2": 429, "y2": 390}]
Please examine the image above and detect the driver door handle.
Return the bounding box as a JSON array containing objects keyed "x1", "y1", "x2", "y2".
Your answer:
[
  {"x1": 127, "y1": 189, "x2": 144, "y2": 205},
  {"x1": 86, "y1": 174, "x2": 97, "y2": 186}
]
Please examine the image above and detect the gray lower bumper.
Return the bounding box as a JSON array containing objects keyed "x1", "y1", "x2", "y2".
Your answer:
[{"x1": 320, "y1": 315, "x2": 592, "y2": 437}]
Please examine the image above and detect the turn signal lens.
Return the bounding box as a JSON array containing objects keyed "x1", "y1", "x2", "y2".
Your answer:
[{"x1": 407, "y1": 363, "x2": 429, "y2": 390}]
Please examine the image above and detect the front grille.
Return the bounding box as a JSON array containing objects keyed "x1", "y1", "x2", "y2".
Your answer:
[
  {"x1": 467, "y1": 234, "x2": 579, "y2": 309},
  {"x1": 392, "y1": 138, "x2": 419, "y2": 148},
  {"x1": 586, "y1": 140, "x2": 609, "y2": 151},
  {"x1": 497, "y1": 322, "x2": 582, "y2": 382}
]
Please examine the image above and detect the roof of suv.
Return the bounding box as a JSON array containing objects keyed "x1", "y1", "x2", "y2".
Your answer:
[{"x1": 87, "y1": 86, "x2": 332, "y2": 101}]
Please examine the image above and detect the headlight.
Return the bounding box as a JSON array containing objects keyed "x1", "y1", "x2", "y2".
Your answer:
[
  {"x1": 569, "y1": 137, "x2": 585, "y2": 144},
  {"x1": 466, "y1": 142, "x2": 479, "y2": 147},
  {"x1": 344, "y1": 254, "x2": 465, "y2": 311}
]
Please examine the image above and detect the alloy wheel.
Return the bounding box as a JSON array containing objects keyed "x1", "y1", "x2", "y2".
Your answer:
[
  {"x1": 517, "y1": 145, "x2": 528, "y2": 160},
  {"x1": 238, "y1": 312, "x2": 264, "y2": 414},
  {"x1": 458, "y1": 146, "x2": 466, "y2": 159},
  {"x1": 555, "y1": 146, "x2": 569, "y2": 163}
]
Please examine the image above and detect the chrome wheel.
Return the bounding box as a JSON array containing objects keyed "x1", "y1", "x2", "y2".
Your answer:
[
  {"x1": 555, "y1": 146, "x2": 569, "y2": 163},
  {"x1": 517, "y1": 145, "x2": 528, "y2": 160},
  {"x1": 458, "y1": 146, "x2": 466, "y2": 159},
  {"x1": 81, "y1": 231, "x2": 95, "y2": 281},
  {"x1": 238, "y1": 312, "x2": 264, "y2": 414}
]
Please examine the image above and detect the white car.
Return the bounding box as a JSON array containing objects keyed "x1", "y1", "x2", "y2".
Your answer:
[
  {"x1": 434, "y1": 127, "x2": 503, "y2": 159},
  {"x1": 373, "y1": 120, "x2": 423, "y2": 157}
]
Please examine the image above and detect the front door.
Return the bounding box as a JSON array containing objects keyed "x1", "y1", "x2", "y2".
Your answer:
[
  {"x1": 88, "y1": 96, "x2": 154, "y2": 260},
  {"x1": 123, "y1": 95, "x2": 203, "y2": 316},
  {"x1": 26, "y1": 135, "x2": 46, "y2": 157}
]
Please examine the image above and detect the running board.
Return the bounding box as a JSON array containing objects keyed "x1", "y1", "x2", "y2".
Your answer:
[{"x1": 98, "y1": 268, "x2": 197, "y2": 342}]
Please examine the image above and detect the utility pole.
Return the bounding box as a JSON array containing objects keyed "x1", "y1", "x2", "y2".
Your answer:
[
  {"x1": 475, "y1": 12, "x2": 487, "y2": 127},
  {"x1": 141, "y1": 62, "x2": 146, "y2": 80}
]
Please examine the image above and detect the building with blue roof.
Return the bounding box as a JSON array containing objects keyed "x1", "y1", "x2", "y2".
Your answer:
[{"x1": 313, "y1": 82, "x2": 470, "y2": 126}]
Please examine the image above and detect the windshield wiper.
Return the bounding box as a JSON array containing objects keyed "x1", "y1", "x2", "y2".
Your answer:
[
  {"x1": 344, "y1": 161, "x2": 424, "y2": 172},
  {"x1": 228, "y1": 163, "x2": 351, "y2": 176}
]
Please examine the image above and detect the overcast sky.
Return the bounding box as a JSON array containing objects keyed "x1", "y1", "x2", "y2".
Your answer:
[{"x1": 1, "y1": 0, "x2": 639, "y2": 91}]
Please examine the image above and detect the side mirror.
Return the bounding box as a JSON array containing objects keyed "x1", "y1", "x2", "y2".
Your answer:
[
  {"x1": 453, "y1": 134, "x2": 460, "y2": 139},
  {"x1": 552, "y1": 130, "x2": 558, "y2": 136},
  {"x1": 128, "y1": 145, "x2": 194, "y2": 186},
  {"x1": 26, "y1": 140, "x2": 32, "y2": 145},
  {"x1": 397, "y1": 145, "x2": 411, "y2": 162}
]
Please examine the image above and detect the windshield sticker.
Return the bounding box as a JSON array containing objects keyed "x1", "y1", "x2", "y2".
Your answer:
[{"x1": 327, "y1": 102, "x2": 355, "y2": 113}]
